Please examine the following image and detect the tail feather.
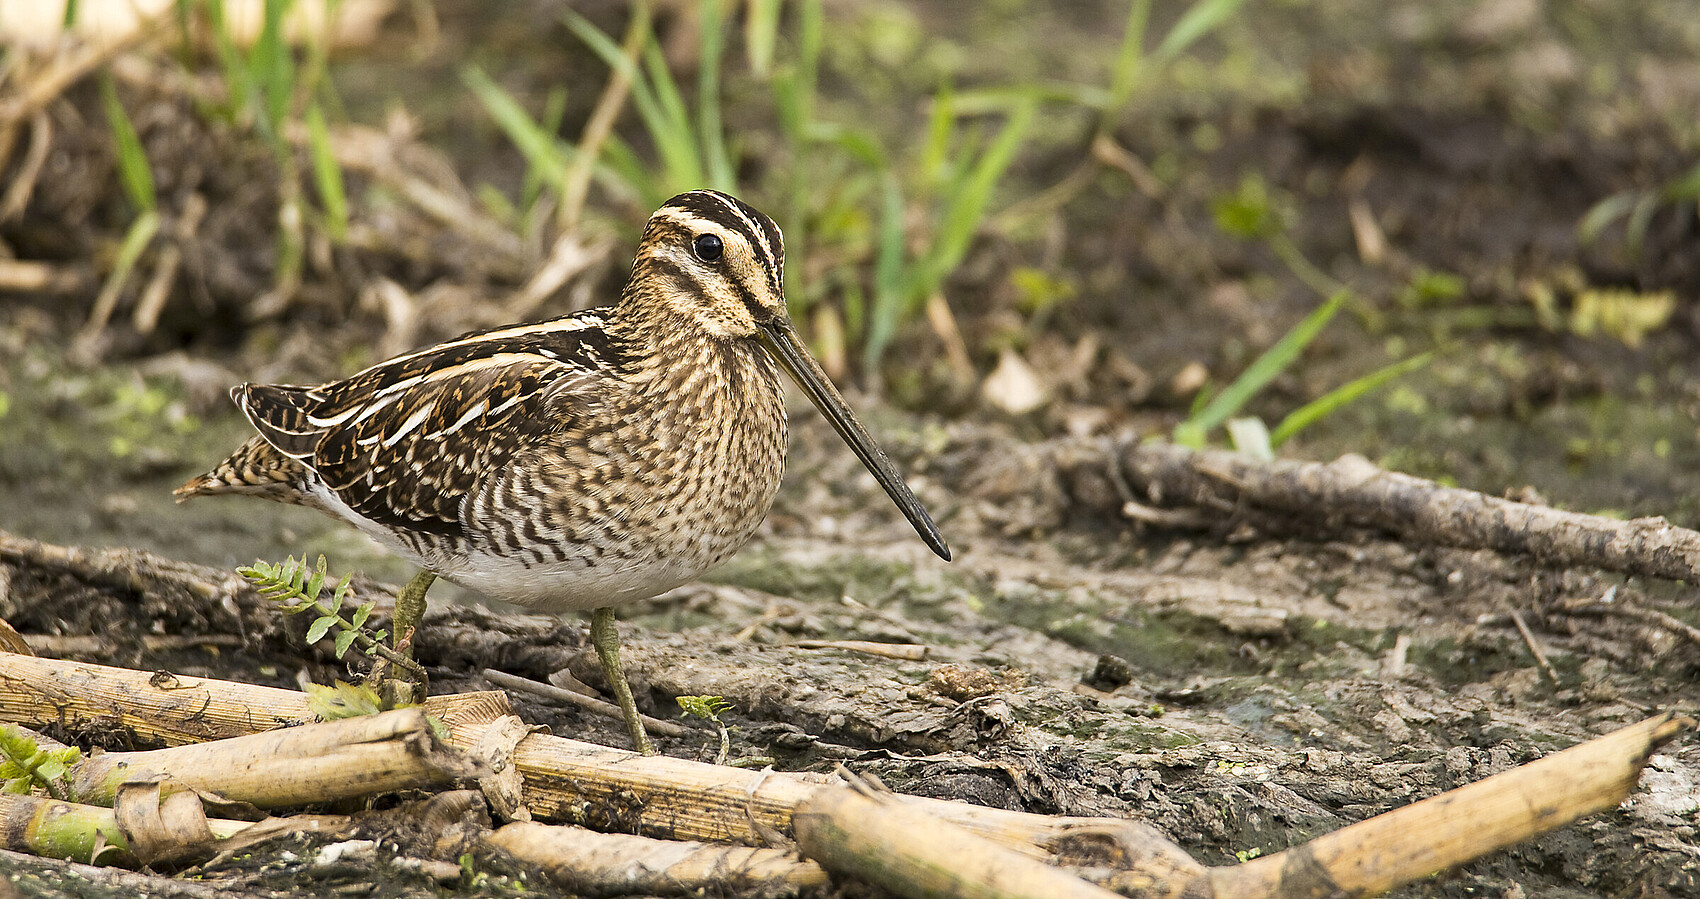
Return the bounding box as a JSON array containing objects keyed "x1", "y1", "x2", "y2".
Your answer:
[{"x1": 174, "y1": 436, "x2": 315, "y2": 506}]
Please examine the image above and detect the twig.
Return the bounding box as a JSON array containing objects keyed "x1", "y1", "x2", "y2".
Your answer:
[
  {"x1": 480, "y1": 668, "x2": 690, "y2": 737},
  {"x1": 1211, "y1": 713, "x2": 1689, "y2": 897},
  {"x1": 793, "y1": 640, "x2": 929, "y2": 661},
  {"x1": 1508, "y1": 610, "x2": 1559, "y2": 685},
  {"x1": 0, "y1": 108, "x2": 50, "y2": 223},
  {"x1": 1568, "y1": 602, "x2": 1700, "y2": 648},
  {"x1": 0, "y1": 529, "x2": 249, "y2": 607}
]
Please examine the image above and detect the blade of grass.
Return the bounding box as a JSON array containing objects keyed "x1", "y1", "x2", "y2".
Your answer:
[
  {"x1": 523, "y1": 87, "x2": 569, "y2": 216},
  {"x1": 252, "y1": 0, "x2": 295, "y2": 142},
  {"x1": 305, "y1": 103, "x2": 348, "y2": 242},
  {"x1": 745, "y1": 0, "x2": 782, "y2": 75},
  {"x1": 1107, "y1": 0, "x2": 1152, "y2": 114},
  {"x1": 641, "y1": 40, "x2": 705, "y2": 189},
  {"x1": 697, "y1": 0, "x2": 735, "y2": 192},
  {"x1": 1151, "y1": 0, "x2": 1249, "y2": 65},
  {"x1": 864, "y1": 174, "x2": 908, "y2": 372},
  {"x1": 910, "y1": 97, "x2": 1036, "y2": 305},
  {"x1": 98, "y1": 74, "x2": 155, "y2": 213},
  {"x1": 462, "y1": 65, "x2": 570, "y2": 193},
  {"x1": 1269, "y1": 351, "x2": 1433, "y2": 447},
  {"x1": 1184, "y1": 289, "x2": 1348, "y2": 438}
]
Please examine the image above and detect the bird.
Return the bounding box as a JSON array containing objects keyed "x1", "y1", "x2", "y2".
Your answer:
[{"x1": 176, "y1": 189, "x2": 951, "y2": 754}]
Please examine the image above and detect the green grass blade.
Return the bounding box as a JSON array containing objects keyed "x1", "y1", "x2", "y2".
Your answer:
[
  {"x1": 1185, "y1": 289, "x2": 1347, "y2": 436},
  {"x1": 98, "y1": 75, "x2": 156, "y2": 213},
  {"x1": 561, "y1": 9, "x2": 689, "y2": 190},
  {"x1": 864, "y1": 174, "x2": 908, "y2": 373},
  {"x1": 1152, "y1": 0, "x2": 1249, "y2": 65},
  {"x1": 1107, "y1": 0, "x2": 1152, "y2": 111},
  {"x1": 253, "y1": 0, "x2": 295, "y2": 140},
  {"x1": 462, "y1": 65, "x2": 569, "y2": 192},
  {"x1": 204, "y1": 0, "x2": 251, "y2": 125},
  {"x1": 912, "y1": 97, "x2": 1036, "y2": 305},
  {"x1": 522, "y1": 87, "x2": 570, "y2": 214},
  {"x1": 642, "y1": 40, "x2": 704, "y2": 189},
  {"x1": 696, "y1": 0, "x2": 735, "y2": 192},
  {"x1": 1577, "y1": 191, "x2": 1634, "y2": 246},
  {"x1": 745, "y1": 0, "x2": 782, "y2": 75},
  {"x1": 599, "y1": 135, "x2": 663, "y2": 209},
  {"x1": 918, "y1": 83, "x2": 955, "y2": 186},
  {"x1": 1269, "y1": 351, "x2": 1433, "y2": 447},
  {"x1": 97, "y1": 210, "x2": 162, "y2": 311},
  {"x1": 305, "y1": 103, "x2": 348, "y2": 242}
]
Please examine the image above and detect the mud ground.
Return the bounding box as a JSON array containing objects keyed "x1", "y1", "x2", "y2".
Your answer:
[{"x1": 2, "y1": 1, "x2": 1699, "y2": 896}]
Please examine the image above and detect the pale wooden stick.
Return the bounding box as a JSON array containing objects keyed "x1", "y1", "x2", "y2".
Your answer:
[
  {"x1": 488, "y1": 821, "x2": 829, "y2": 895},
  {"x1": 69, "y1": 708, "x2": 478, "y2": 808},
  {"x1": 1211, "y1": 713, "x2": 1689, "y2": 897},
  {"x1": 794, "y1": 781, "x2": 1125, "y2": 899}
]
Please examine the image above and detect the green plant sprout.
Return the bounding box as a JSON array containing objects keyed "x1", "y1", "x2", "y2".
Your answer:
[
  {"x1": 1579, "y1": 158, "x2": 1700, "y2": 260},
  {"x1": 676, "y1": 695, "x2": 734, "y2": 766},
  {"x1": 239, "y1": 555, "x2": 425, "y2": 681},
  {"x1": 0, "y1": 725, "x2": 81, "y2": 800}
]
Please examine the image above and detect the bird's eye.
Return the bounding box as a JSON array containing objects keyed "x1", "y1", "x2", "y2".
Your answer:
[{"x1": 693, "y1": 233, "x2": 724, "y2": 262}]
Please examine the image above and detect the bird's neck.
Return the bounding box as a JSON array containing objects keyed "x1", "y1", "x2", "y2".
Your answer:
[{"x1": 608, "y1": 286, "x2": 781, "y2": 406}]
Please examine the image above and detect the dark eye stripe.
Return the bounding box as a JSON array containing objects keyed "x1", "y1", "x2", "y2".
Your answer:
[{"x1": 661, "y1": 191, "x2": 785, "y2": 296}]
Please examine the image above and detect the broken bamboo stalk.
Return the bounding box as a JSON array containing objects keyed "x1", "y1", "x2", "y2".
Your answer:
[
  {"x1": 68, "y1": 708, "x2": 479, "y2": 808},
  {"x1": 794, "y1": 782, "x2": 1125, "y2": 899},
  {"x1": 1208, "y1": 712, "x2": 1690, "y2": 898},
  {"x1": 487, "y1": 821, "x2": 830, "y2": 896},
  {"x1": 0, "y1": 791, "x2": 249, "y2": 867}
]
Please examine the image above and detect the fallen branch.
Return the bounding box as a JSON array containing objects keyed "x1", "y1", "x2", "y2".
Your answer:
[{"x1": 1109, "y1": 443, "x2": 1700, "y2": 583}]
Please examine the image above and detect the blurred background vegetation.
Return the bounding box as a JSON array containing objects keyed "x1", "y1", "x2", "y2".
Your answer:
[{"x1": 1, "y1": 0, "x2": 1698, "y2": 560}]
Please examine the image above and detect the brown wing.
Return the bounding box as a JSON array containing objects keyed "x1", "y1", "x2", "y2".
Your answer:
[{"x1": 235, "y1": 313, "x2": 629, "y2": 538}]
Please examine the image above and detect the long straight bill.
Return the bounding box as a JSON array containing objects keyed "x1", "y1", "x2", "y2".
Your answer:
[{"x1": 757, "y1": 318, "x2": 951, "y2": 561}]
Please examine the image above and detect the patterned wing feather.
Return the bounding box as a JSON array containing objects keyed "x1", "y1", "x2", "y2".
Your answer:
[{"x1": 235, "y1": 313, "x2": 628, "y2": 538}]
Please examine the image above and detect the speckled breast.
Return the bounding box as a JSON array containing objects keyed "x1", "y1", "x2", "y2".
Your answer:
[{"x1": 446, "y1": 338, "x2": 788, "y2": 612}]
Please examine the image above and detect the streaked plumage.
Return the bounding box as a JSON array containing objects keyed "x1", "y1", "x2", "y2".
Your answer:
[{"x1": 178, "y1": 190, "x2": 950, "y2": 752}]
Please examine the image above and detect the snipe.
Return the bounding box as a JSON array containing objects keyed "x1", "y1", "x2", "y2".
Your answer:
[{"x1": 178, "y1": 190, "x2": 951, "y2": 753}]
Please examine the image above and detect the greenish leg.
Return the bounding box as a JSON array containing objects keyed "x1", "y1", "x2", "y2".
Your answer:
[
  {"x1": 382, "y1": 570, "x2": 436, "y2": 707},
  {"x1": 590, "y1": 606, "x2": 655, "y2": 755},
  {"x1": 393, "y1": 570, "x2": 436, "y2": 650}
]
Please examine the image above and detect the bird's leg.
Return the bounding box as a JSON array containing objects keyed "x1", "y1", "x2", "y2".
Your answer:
[
  {"x1": 380, "y1": 570, "x2": 435, "y2": 707},
  {"x1": 590, "y1": 606, "x2": 655, "y2": 755}
]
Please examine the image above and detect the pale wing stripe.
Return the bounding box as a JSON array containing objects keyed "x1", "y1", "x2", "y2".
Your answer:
[
  {"x1": 359, "y1": 314, "x2": 605, "y2": 372},
  {"x1": 428, "y1": 401, "x2": 488, "y2": 438},
  {"x1": 382, "y1": 402, "x2": 435, "y2": 448},
  {"x1": 307, "y1": 406, "x2": 363, "y2": 428},
  {"x1": 352, "y1": 392, "x2": 402, "y2": 425}
]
